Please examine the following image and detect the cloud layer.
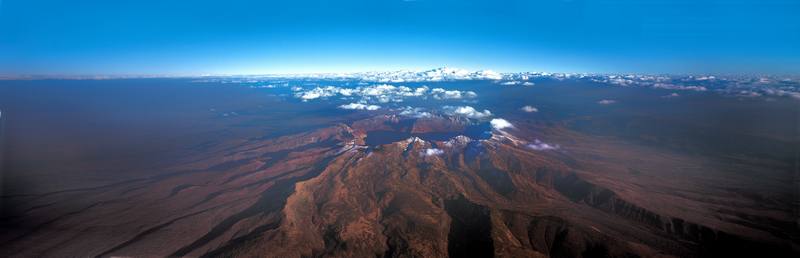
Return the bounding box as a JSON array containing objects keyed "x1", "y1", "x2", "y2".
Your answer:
[
  {"x1": 294, "y1": 85, "x2": 478, "y2": 104},
  {"x1": 205, "y1": 67, "x2": 800, "y2": 102},
  {"x1": 339, "y1": 103, "x2": 381, "y2": 110}
]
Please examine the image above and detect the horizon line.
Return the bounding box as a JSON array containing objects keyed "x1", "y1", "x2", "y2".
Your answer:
[{"x1": 1, "y1": 67, "x2": 798, "y2": 80}]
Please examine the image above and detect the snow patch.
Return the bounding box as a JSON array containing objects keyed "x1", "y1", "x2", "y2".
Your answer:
[{"x1": 422, "y1": 148, "x2": 445, "y2": 156}]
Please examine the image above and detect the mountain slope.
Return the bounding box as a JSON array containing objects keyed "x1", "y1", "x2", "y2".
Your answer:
[{"x1": 0, "y1": 116, "x2": 795, "y2": 257}]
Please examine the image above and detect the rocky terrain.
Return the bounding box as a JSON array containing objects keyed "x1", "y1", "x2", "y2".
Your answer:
[{"x1": 0, "y1": 115, "x2": 797, "y2": 257}]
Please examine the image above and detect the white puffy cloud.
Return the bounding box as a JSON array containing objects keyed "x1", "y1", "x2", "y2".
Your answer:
[
  {"x1": 597, "y1": 99, "x2": 616, "y2": 105},
  {"x1": 527, "y1": 139, "x2": 559, "y2": 151},
  {"x1": 296, "y1": 86, "x2": 342, "y2": 100},
  {"x1": 522, "y1": 82, "x2": 535, "y2": 86},
  {"x1": 606, "y1": 77, "x2": 634, "y2": 86},
  {"x1": 398, "y1": 106, "x2": 432, "y2": 118},
  {"x1": 299, "y1": 91, "x2": 322, "y2": 100},
  {"x1": 422, "y1": 148, "x2": 445, "y2": 156},
  {"x1": 520, "y1": 105, "x2": 538, "y2": 112},
  {"x1": 490, "y1": 118, "x2": 513, "y2": 130},
  {"x1": 361, "y1": 84, "x2": 400, "y2": 96},
  {"x1": 431, "y1": 88, "x2": 477, "y2": 100},
  {"x1": 339, "y1": 103, "x2": 381, "y2": 110},
  {"x1": 338, "y1": 88, "x2": 356, "y2": 96},
  {"x1": 474, "y1": 70, "x2": 503, "y2": 80},
  {"x1": 443, "y1": 106, "x2": 492, "y2": 119}
]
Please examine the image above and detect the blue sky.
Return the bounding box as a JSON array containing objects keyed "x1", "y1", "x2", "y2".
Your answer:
[{"x1": 0, "y1": 0, "x2": 798, "y2": 75}]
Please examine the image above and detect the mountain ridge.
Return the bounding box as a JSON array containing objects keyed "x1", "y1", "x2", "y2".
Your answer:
[{"x1": 2, "y1": 115, "x2": 794, "y2": 257}]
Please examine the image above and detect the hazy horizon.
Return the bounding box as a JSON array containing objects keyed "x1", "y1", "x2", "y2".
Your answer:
[{"x1": 3, "y1": 66, "x2": 800, "y2": 79}]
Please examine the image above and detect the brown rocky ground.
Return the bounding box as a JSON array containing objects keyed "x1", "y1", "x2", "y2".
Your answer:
[{"x1": 0, "y1": 115, "x2": 796, "y2": 257}]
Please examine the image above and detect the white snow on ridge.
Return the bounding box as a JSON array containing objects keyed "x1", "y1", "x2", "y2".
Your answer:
[{"x1": 422, "y1": 148, "x2": 445, "y2": 156}]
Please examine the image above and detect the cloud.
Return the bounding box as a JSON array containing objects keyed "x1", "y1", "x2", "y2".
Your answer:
[
  {"x1": 251, "y1": 84, "x2": 277, "y2": 89},
  {"x1": 221, "y1": 111, "x2": 239, "y2": 117},
  {"x1": 296, "y1": 86, "x2": 341, "y2": 100},
  {"x1": 490, "y1": 118, "x2": 513, "y2": 130},
  {"x1": 662, "y1": 93, "x2": 680, "y2": 98},
  {"x1": 339, "y1": 103, "x2": 381, "y2": 110},
  {"x1": 606, "y1": 78, "x2": 634, "y2": 86},
  {"x1": 597, "y1": 99, "x2": 616, "y2": 105},
  {"x1": 527, "y1": 139, "x2": 559, "y2": 151},
  {"x1": 520, "y1": 105, "x2": 538, "y2": 112},
  {"x1": 216, "y1": 70, "x2": 800, "y2": 102},
  {"x1": 398, "y1": 106, "x2": 432, "y2": 118},
  {"x1": 443, "y1": 106, "x2": 492, "y2": 119},
  {"x1": 293, "y1": 84, "x2": 477, "y2": 104},
  {"x1": 763, "y1": 88, "x2": 800, "y2": 100},
  {"x1": 652, "y1": 83, "x2": 707, "y2": 91},
  {"x1": 422, "y1": 148, "x2": 445, "y2": 156},
  {"x1": 736, "y1": 90, "x2": 762, "y2": 97},
  {"x1": 522, "y1": 82, "x2": 535, "y2": 86},
  {"x1": 431, "y1": 88, "x2": 477, "y2": 100},
  {"x1": 591, "y1": 75, "x2": 713, "y2": 92}
]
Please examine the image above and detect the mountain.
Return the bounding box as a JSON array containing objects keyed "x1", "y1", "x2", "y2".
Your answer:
[{"x1": 1, "y1": 115, "x2": 794, "y2": 257}]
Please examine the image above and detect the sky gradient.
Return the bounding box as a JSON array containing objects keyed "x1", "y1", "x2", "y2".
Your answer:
[{"x1": 1, "y1": 0, "x2": 799, "y2": 76}]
